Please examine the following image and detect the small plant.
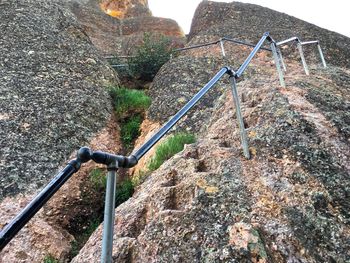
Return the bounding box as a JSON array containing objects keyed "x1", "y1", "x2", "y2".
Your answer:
[
  {"x1": 109, "y1": 87, "x2": 151, "y2": 116},
  {"x1": 121, "y1": 115, "x2": 142, "y2": 149},
  {"x1": 43, "y1": 254, "x2": 58, "y2": 263},
  {"x1": 115, "y1": 178, "x2": 134, "y2": 206},
  {"x1": 128, "y1": 33, "x2": 173, "y2": 81},
  {"x1": 89, "y1": 168, "x2": 106, "y2": 190},
  {"x1": 148, "y1": 133, "x2": 196, "y2": 171}
]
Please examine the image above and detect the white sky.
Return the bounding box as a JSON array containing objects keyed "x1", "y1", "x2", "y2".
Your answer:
[{"x1": 148, "y1": 0, "x2": 350, "y2": 37}]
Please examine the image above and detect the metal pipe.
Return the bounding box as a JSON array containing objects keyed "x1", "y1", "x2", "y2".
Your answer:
[
  {"x1": 219, "y1": 40, "x2": 226, "y2": 58},
  {"x1": 301, "y1": 40, "x2": 319, "y2": 45},
  {"x1": 317, "y1": 44, "x2": 327, "y2": 68},
  {"x1": 270, "y1": 43, "x2": 286, "y2": 87},
  {"x1": 101, "y1": 161, "x2": 118, "y2": 263},
  {"x1": 236, "y1": 33, "x2": 270, "y2": 78},
  {"x1": 276, "y1": 37, "x2": 299, "y2": 46},
  {"x1": 175, "y1": 40, "x2": 220, "y2": 52},
  {"x1": 277, "y1": 47, "x2": 287, "y2": 71},
  {"x1": 111, "y1": 64, "x2": 129, "y2": 68},
  {"x1": 0, "y1": 161, "x2": 79, "y2": 251},
  {"x1": 132, "y1": 67, "x2": 229, "y2": 160},
  {"x1": 229, "y1": 76, "x2": 250, "y2": 159},
  {"x1": 222, "y1": 37, "x2": 272, "y2": 51},
  {"x1": 297, "y1": 43, "x2": 310, "y2": 75}
]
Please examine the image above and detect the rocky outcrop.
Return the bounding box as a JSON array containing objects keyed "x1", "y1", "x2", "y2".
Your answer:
[
  {"x1": 66, "y1": 0, "x2": 185, "y2": 55},
  {"x1": 74, "y1": 1, "x2": 350, "y2": 262},
  {"x1": 74, "y1": 65, "x2": 350, "y2": 262},
  {"x1": 0, "y1": 0, "x2": 117, "y2": 200},
  {"x1": 0, "y1": 0, "x2": 119, "y2": 261},
  {"x1": 189, "y1": 1, "x2": 350, "y2": 68}
]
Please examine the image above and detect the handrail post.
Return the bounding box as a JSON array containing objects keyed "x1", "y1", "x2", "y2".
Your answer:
[
  {"x1": 317, "y1": 44, "x2": 327, "y2": 68},
  {"x1": 277, "y1": 47, "x2": 287, "y2": 71},
  {"x1": 228, "y1": 74, "x2": 250, "y2": 159},
  {"x1": 297, "y1": 43, "x2": 310, "y2": 75},
  {"x1": 219, "y1": 39, "x2": 226, "y2": 58},
  {"x1": 270, "y1": 43, "x2": 286, "y2": 87},
  {"x1": 101, "y1": 160, "x2": 118, "y2": 263}
]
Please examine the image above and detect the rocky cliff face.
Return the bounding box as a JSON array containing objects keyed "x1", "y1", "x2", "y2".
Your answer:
[
  {"x1": 0, "y1": 0, "x2": 117, "y2": 200},
  {"x1": 66, "y1": 0, "x2": 185, "y2": 55},
  {"x1": 189, "y1": 1, "x2": 350, "y2": 69},
  {"x1": 74, "y1": 1, "x2": 350, "y2": 262},
  {"x1": 0, "y1": 0, "x2": 119, "y2": 261}
]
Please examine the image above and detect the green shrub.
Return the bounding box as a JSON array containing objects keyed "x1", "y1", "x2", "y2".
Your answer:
[
  {"x1": 109, "y1": 87, "x2": 151, "y2": 116},
  {"x1": 43, "y1": 255, "x2": 58, "y2": 263},
  {"x1": 128, "y1": 33, "x2": 173, "y2": 81},
  {"x1": 89, "y1": 168, "x2": 106, "y2": 190},
  {"x1": 121, "y1": 115, "x2": 142, "y2": 149},
  {"x1": 115, "y1": 179, "x2": 134, "y2": 206},
  {"x1": 148, "y1": 133, "x2": 196, "y2": 171}
]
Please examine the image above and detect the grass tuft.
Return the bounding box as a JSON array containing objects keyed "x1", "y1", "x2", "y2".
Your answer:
[
  {"x1": 109, "y1": 87, "x2": 151, "y2": 116},
  {"x1": 121, "y1": 115, "x2": 142, "y2": 149},
  {"x1": 43, "y1": 255, "x2": 58, "y2": 263},
  {"x1": 148, "y1": 133, "x2": 196, "y2": 171}
]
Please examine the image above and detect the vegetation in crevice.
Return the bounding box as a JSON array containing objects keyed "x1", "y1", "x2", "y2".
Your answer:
[
  {"x1": 128, "y1": 32, "x2": 173, "y2": 81},
  {"x1": 109, "y1": 86, "x2": 151, "y2": 152},
  {"x1": 148, "y1": 132, "x2": 196, "y2": 171},
  {"x1": 67, "y1": 167, "x2": 135, "y2": 259},
  {"x1": 133, "y1": 133, "x2": 196, "y2": 186},
  {"x1": 109, "y1": 87, "x2": 151, "y2": 117},
  {"x1": 43, "y1": 254, "x2": 58, "y2": 263}
]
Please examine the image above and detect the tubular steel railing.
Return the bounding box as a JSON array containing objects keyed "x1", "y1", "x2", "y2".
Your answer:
[
  {"x1": 0, "y1": 32, "x2": 327, "y2": 262},
  {"x1": 276, "y1": 37, "x2": 327, "y2": 75}
]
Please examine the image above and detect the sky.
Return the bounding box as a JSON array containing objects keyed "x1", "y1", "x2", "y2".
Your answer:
[{"x1": 148, "y1": 0, "x2": 350, "y2": 37}]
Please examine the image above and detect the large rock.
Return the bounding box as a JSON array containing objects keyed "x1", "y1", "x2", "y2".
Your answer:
[
  {"x1": 74, "y1": 65, "x2": 350, "y2": 262},
  {"x1": 66, "y1": 0, "x2": 185, "y2": 55},
  {"x1": 74, "y1": 1, "x2": 350, "y2": 262},
  {"x1": 0, "y1": 0, "x2": 117, "y2": 200},
  {"x1": 189, "y1": 1, "x2": 350, "y2": 68},
  {"x1": 0, "y1": 0, "x2": 119, "y2": 261}
]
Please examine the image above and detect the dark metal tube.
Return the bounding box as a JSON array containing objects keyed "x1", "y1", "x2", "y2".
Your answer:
[
  {"x1": 236, "y1": 33, "x2": 269, "y2": 78},
  {"x1": 0, "y1": 162, "x2": 78, "y2": 251},
  {"x1": 222, "y1": 37, "x2": 272, "y2": 51},
  {"x1": 132, "y1": 67, "x2": 229, "y2": 160},
  {"x1": 175, "y1": 40, "x2": 220, "y2": 52}
]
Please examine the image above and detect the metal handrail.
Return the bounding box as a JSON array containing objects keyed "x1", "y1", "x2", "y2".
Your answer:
[
  {"x1": 1, "y1": 32, "x2": 321, "y2": 262},
  {"x1": 276, "y1": 36, "x2": 327, "y2": 74}
]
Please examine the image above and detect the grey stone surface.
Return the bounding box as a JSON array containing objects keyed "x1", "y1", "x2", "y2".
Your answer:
[
  {"x1": 189, "y1": 1, "x2": 350, "y2": 69},
  {"x1": 0, "y1": 0, "x2": 118, "y2": 200}
]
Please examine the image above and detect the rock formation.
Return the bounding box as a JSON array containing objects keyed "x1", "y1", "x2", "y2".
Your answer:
[
  {"x1": 0, "y1": 0, "x2": 117, "y2": 201},
  {"x1": 1, "y1": 0, "x2": 350, "y2": 262},
  {"x1": 66, "y1": 0, "x2": 185, "y2": 55},
  {"x1": 189, "y1": 1, "x2": 350, "y2": 69},
  {"x1": 73, "y1": 1, "x2": 350, "y2": 262},
  {"x1": 0, "y1": 0, "x2": 119, "y2": 260}
]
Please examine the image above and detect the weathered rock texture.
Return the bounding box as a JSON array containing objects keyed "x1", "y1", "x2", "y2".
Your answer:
[
  {"x1": 0, "y1": 0, "x2": 117, "y2": 200},
  {"x1": 0, "y1": 0, "x2": 120, "y2": 261},
  {"x1": 0, "y1": 114, "x2": 122, "y2": 262},
  {"x1": 74, "y1": 65, "x2": 350, "y2": 262},
  {"x1": 66, "y1": 0, "x2": 185, "y2": 55},
  {"x1": 74, "y1": 1, "x2": 350, "y2": 262},
  {"x1": 189, "y1": 1, "x2": 350, "y2": 69}
]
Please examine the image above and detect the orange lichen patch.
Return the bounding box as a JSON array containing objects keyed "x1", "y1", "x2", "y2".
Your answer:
[
  {"x1": 196, "y1": 179, "x2": 219, "y2": 194},
  {"x1": 100, "y1": 3, "x2": 126, "y2": 19},
  {"x1": 106, "y1": 9, "x2": 125, "y2": 19}
]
